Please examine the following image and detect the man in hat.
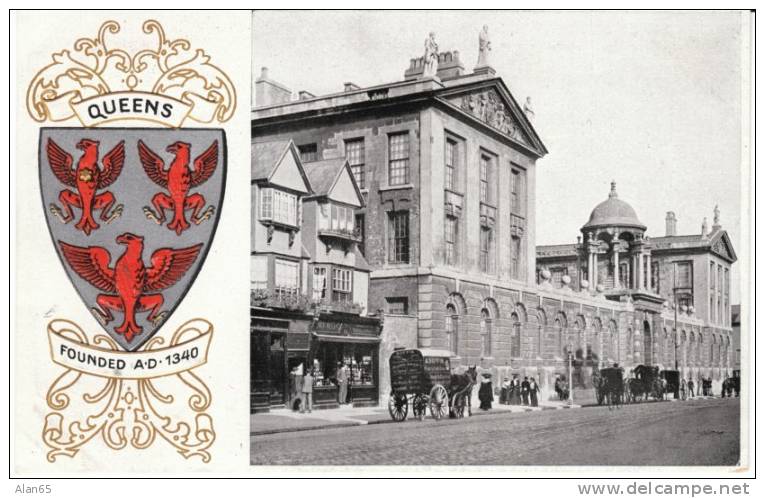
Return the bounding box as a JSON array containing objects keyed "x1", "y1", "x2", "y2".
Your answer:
[
  {"x1": 529, "y1": 377, "x2": 540, "y2": 407},
  {"x1": 336, "y1": 361, "x2": 349, "y2": 405},
  {"x1": 521, "y1": 376, "x2": 531, "y2": 406},
  {"x1": 300, "y1": 368, "x2": 314, "y2": 413}
]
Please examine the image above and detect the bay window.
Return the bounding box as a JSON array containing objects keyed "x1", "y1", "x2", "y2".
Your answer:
[{"x1": 260, "y1": 188, "x2": 298, "y2": 227}]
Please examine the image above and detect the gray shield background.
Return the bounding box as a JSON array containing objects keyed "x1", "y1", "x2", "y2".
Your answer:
[{"x1": 39, "y1": 127, "x2": 226, "y2": 352}]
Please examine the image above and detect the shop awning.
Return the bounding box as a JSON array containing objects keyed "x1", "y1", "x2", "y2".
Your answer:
[{"x1": 312, "y1": 333, "x2": 381, "y2": 344}]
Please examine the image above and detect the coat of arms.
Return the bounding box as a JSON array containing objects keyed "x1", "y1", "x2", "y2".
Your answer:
[{"x1": 27, "y1": 19, "x2": 235, "y2": 462}]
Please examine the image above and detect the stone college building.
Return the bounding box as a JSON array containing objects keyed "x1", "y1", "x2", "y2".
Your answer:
[{"x1": 251, "y1": 32, "x2": 736, "y2": 409}]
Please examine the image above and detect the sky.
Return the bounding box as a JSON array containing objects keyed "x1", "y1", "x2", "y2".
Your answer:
[{"x1": 252, "y1": 10, "x2": 748, "y2": 303}]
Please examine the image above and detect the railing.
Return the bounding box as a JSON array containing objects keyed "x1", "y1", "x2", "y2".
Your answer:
[
  {"x1": 250, "y1": 288, "x2": 364, "y2": 315},
  {"x1": 317, "y1": 227, "x2": 362, "y2": 243}
]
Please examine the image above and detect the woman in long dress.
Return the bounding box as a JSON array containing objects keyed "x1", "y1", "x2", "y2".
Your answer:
[
  {"x1": 478, "y1": 373, "x2": 493, "y2": 410},
  {"x1": 510, "y1": 375, "x2": 522, "y2": 405}
]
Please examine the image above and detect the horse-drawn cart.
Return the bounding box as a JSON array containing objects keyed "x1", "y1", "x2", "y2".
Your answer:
[
  {"x1": 388, "y1": 349, "x2": 475, "y2": 422},
  {"x1": 594, "y1": 366, "x2": 624, "y2": 407},
  {"x1": 625, "y1": 364, "x2": 663, "y2": 403},
  {"x1": 660, "y1": 370, "x2": 680, "y2": 399}
]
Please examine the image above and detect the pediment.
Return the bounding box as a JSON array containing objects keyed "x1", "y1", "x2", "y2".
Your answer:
[
  {"x1": 445, "y1": 88, "x2": 531, "y2": 146},
  {"x1": 711, "y1": 231, "x2": 737, "y2": 262}
]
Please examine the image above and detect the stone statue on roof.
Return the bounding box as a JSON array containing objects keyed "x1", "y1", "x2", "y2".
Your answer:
[
  {"x1": 477, "y1": 25, "x2": 491, "y2": 68},
  {"x1": 523, "y1": 96, "x2": 535, "y2": 121},
  {"x1": 423, "y1": 32, "x2": 439, "y2": 78},
  {"x1": 713, "y1": 204, "x2": 720, "y2": 225}
]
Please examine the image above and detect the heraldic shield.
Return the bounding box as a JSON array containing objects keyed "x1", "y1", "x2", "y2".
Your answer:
[{"x1": 40, "y1": 127, "x2": 226, "y2": 352}]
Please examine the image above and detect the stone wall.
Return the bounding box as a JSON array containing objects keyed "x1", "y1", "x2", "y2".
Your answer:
[{"x1": 377, "y1": 314, "x2": 419, "y2": 402}]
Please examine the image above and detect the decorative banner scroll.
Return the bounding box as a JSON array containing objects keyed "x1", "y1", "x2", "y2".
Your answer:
[
  {"x1": 48, "y1": 319, "x2": 212, "y2": 378},
  {"x1": 70, "y1": 92, "x2": 193, "y2": 128},
  {"x1": 42, "y1": 318, "x2": 216, "y2": 462}
]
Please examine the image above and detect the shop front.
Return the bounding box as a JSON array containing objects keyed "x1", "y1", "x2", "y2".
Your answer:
[
  {"x1": 251, "y1": 307, "x2": 381, "y2": 413},
  {"x1": 311, "y1": 315, "x2": 381, "y2": 408}
]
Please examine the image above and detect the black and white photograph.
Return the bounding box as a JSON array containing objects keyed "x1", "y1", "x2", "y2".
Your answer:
[{"x1": 248, "y1": 9, "x2": 750, "y2": 468}]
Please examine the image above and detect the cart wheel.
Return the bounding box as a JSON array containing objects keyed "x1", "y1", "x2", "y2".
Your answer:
[
  {"x1": 388, "y1": 393, "x2": 408, "y2": 422},
  {"x1": 412, "y1": 394, "x2": 427, "y2": 421},
  {"x1": 429, "y1": 385, "x2": 449, "y2": 420}
]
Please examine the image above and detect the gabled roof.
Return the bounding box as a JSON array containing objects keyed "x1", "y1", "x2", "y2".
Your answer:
[
  {"x1": 251, "y1": 140, "x2": 312, "y2": 194},
  {"x1": 436, "y1": 77, "x2": 548, "y2": 157},
  {"x1": 651, "y1": 229, "x2": 737, "y2": 263},
  {"x1": 253, "y1": 72, "x2": 548, "y2": 159},
  {"x1": 303, "y1": 157, "x2": 364, "y2": 207}
]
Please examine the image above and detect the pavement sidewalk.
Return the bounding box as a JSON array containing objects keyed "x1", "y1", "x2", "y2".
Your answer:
[{"x1": 251, "y1": 397, "x2": 577, "y2": 436}]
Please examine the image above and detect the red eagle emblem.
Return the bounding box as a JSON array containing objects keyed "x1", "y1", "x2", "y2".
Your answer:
[
  {"x1": 47, "y1": 138, "x2": 125, "y2": 235},
  {"x1": 138, "y1": 140, "x2": 219, "y2": 235},
  {"x1": 59, "y1": 233, "x2": 202, "y2": 342}
]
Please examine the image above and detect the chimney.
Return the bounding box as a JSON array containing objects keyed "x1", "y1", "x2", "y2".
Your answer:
[
  {"x1": 298, "y1": 90, "x2": 315, "y2": 100},
  {"x1": 665, "y1": 211, "x2": 677, "y2": 236},
  {"x1": 343, "y1": 82, "x2": 361, "y2": 92},
  {"x1": 254, "y1": 67, "x2": 292, "y2": 107},
  {"x1": 404, "y1": 50, "x2": 464, "y2": 81}
]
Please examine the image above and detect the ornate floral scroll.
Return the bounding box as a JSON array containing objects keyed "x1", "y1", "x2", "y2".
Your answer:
[{"x1": 42, "y1": 319, "x2": 216, "y2": 462}]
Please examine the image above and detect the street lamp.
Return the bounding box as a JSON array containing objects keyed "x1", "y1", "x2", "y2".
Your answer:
[{"x1": 568, "y1": 342, "x2": 574, "y2": 406}]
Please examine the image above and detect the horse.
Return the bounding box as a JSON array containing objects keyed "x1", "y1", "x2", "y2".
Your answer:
[
  {"x1": 449, "y1": 365, "x2": 478, "y2": 417},
  {"x1": 555, "y1": 376, "x2": 569, "y2": 401}
]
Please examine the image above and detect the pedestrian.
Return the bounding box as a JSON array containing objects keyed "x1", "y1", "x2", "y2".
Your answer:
[
  {"x1": 500, "y1": 377, "x2": 510, "y2": 404},
  {"x1": 291, "y1": 364, "x2": 304, "y2": 411},
  {"x1": 529, "y1": 377, "x2": 540, "y2": 407},
  {"x1": 300, "y1": 368, "x2": 314, "y2": 413},
  {"x1": 336, "y1": 361, "x2": 348, "y2": 405},
  {"x1": 521, "y1": 376, "x2": 530, "y2": 406},
  {"x1": 478, "y1": 372, "x2": 493, "y2": 410},
  {"x1": 688, "y1": 378, "x2": 695, "y2": 398},
  {"x1": 510, "y1": 375, "x2": 522, "y2": 405}
]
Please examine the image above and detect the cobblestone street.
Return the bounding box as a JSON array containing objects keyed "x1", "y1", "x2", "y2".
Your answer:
[{"x1": 250, "y1": 398, "x2": 740, "y2": 466}]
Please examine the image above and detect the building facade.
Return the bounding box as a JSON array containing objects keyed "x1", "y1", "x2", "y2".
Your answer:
[
  {"x1": 537, "y1": 186, "x2": 737, "y2": 388},
  {"x1": 251, "y1": 36, "x2": 737, "y2": 403},
  {"x1": 250, "y1": 140, "x2": 381, "y2": 412}
]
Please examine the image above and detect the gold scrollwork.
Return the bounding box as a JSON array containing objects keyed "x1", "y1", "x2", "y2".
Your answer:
[
  {"x1": 26, "y1": 19, "x2": 236, "y2": 124},
  {"x1": 42, "y1": 319, "x2": 216, "y2": 462}
]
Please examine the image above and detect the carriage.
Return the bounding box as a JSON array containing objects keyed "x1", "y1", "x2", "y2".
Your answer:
[
  {"x1": 594, "y1": 366, "x2": 624, "y2": 406},
  {"x1": 625, "y1": 364, "x2": 663, "y2": 403},
  {"x1": 387, "y1": 349, "x2": 475, "y2": 422},
  {"x1": 659, "y1": 370, "x2": 681, "y2": 399}
]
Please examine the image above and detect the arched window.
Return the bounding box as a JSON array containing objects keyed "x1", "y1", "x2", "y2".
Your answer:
[
  {"x1": 592, "y1": 318, "x2": 602, "y2": 366},
  {"x1": 555, "y1": 318, "x2": 564, "y2": 358},
  {"x1": 536, "y1": 308, "x2": 547, "y2": 359},
  {"x1": 680, "y1": 330, "x2": 687, "y2": 366},
  {"x1": 510, "y1": 312, "x2": 521, "y2": 359},
  {"x1": 609, "y1": 321, "x2": 619, "y2": 363},
  {"x1": 643, "y1": 321, "x2": 651, "y2": 365},
  {"x1": 688, "y1": 331, "x2": 695, "y2": 366},
  {"x1": 710, "y1": 335, "x2": 716, "y2": 365},
  {"x1": 697, "y1": 333, "x2": 703, "y2": 365},
  {"x1": 445, "y1": 304, "x2": 459, "y2": 355},
  {"x1": 480, "y1": 308, "x2": 492, "y2": 357}
]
